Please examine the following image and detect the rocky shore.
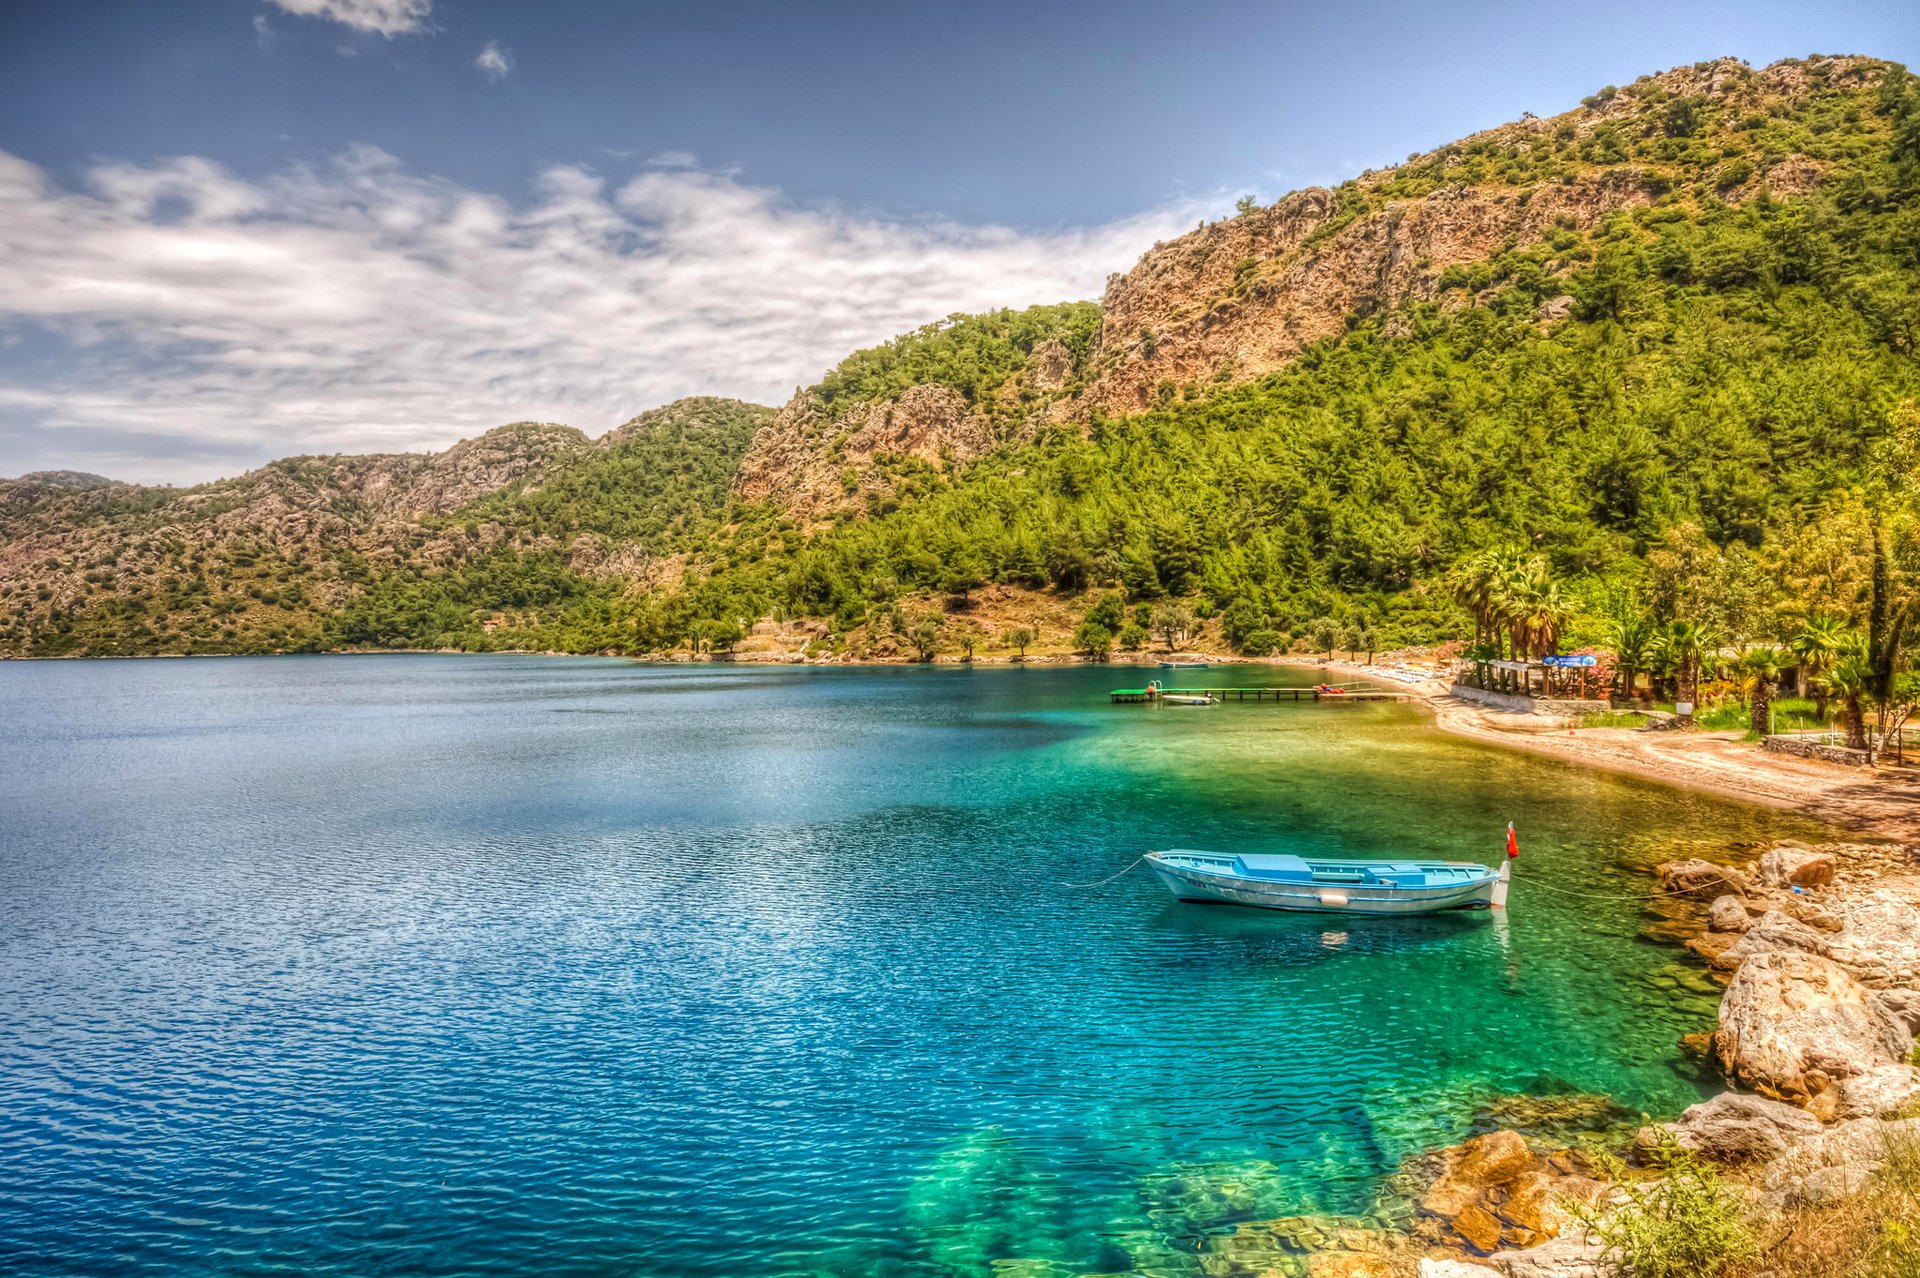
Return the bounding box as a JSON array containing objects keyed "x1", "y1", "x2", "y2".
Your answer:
[{"x1": 1255, "y1": 839, "x2": 1920, "y2": 1278}]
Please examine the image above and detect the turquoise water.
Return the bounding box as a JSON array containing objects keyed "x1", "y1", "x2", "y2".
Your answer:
[{"x1": 0, "y1": 656, "x2": 1826, "y2": 1276}]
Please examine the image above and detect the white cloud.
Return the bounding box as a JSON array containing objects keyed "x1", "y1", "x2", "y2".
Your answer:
[
  {"x1": 0, "y1": 148, "x2": 1215, "y2": 484},
  {"x1": 474, "y1": 41, "x2": 512, "y2": 82},
  {"x1": 646, "y1": 150, "x2": 699, "y2": 169},
  {"x1": 253, "y1": 14, "x2": 275, "y2": 47},
  {"x1": 264, "y1": 0, "x2": 430, "y2": 37}
]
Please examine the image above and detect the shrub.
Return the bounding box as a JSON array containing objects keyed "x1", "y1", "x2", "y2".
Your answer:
[
  {"x1": 1117, "y1": 623, "x2": 1149, "y2": 650},
  {"x1": 1574, "y1": 1135, "x2": 1756, "y2": 1278},
  {"x1": 1073, "y1": 620, "x2": 1113, "y2": 660}
]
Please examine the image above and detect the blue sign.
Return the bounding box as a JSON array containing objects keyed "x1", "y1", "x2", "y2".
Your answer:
[{"x1": 1542, "y1": 654, "x2": 1597, "y2": 668}]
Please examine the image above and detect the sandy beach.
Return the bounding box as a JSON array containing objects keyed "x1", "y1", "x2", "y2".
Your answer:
[{"x1": 1305, "y1": 658, "x2": 1920, "y2": 843}]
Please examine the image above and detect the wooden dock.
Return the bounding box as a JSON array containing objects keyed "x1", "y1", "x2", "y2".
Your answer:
[{"x1": 1109, "y1": 684, "x2": 1413, "y2": 704}]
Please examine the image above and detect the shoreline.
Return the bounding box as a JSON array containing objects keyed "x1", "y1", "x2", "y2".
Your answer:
[{"x1": 13, "y1": 644, "x2": 1920, "y2": 841}]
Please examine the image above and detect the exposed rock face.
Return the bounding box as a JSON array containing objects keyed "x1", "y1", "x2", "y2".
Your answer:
[
  {"x1": 1714, "y1": 949, "x2": 1913, "y2": 1103},
  {"x1": 1078, "y1": 169, "x2": 1661, "y2": 417},
  {"x1": 733, "y1": 385, "x2": 997, "y2": 523},
  {"x1": 1486, "y1": 1235, "x2": 1608, "y2": 1278},
  {"x1": 1827, "y1": 1064, "x2": 1920, "y2": 1120}
]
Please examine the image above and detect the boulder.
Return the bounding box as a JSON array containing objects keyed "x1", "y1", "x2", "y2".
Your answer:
[
  {"x1": 1824, "y1": 892, "x2": 1920, "y2": 988},
  {"x1": 1656, "y1": 859, "x2": 1754, "y2": 900},
  {"x1": 1489, "y1": 1233, "x2": 1608, "y2": 1278},
  {"x1": 1825, "y1": 1064, "x2": 1920, "y2": 1120},
  {"x1": 1756, "y1": 846, "x2": 1837, "y2": 889},
  {"x1": 1707, "y1": 895, "x2": 1752, "y2": 933},
  {"x1": 1759, "y1": 1116, "x2": 1920, "y2": 1196},
  {"x1": 1718, "y1": 910, "x2": 1834, "y2": 970},
  {"x1": 1420, "y1": 1261, "x2": 1496, "y2": 1277},
  {"x1": 1716, "y1": 950, "x2": 1912, "y2": 1103},
  {"x1": 1685, "y1": 929, "x2": 1744, "y2": 971},
  {"x1": 1648, "y1": 1091, "x2": 1822, "y2": 1163}
]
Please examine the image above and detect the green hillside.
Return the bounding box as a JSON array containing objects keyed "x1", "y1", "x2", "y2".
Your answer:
[{"x1": 4, "y1": 55, "x2": 1920, "y2": 672}]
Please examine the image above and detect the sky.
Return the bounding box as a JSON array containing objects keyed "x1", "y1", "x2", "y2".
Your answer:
[{"x1": 1, "y1": 0, "x2": 1917, "y2": 485}]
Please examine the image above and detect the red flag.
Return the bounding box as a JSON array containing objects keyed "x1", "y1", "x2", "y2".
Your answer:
[{"x1": 1506, "y1": 822, "x2": 1520, "y2": 860}]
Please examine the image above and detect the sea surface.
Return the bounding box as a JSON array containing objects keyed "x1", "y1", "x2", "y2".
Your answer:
[{"x1": 0, "y1": 655, "x2": 1829, "y2": 1277}]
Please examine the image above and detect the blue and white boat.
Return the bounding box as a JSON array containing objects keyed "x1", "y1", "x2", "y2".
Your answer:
[{"x1": 1145, "y1": 849, "x2": 1511, "y2": 915}]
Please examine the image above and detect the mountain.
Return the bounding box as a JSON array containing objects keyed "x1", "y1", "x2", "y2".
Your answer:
[{"x1": 4, "y1": 54, "x2": 1918, "y2": 660}]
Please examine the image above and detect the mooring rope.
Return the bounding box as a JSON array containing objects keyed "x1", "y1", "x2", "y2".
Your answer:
[
  {"x1": 1516, "y1": 876, "x2": 1732, "y2": 903},
  {"x1": 1059, "y1": 855, "x2": 1147, "y2": 889}
]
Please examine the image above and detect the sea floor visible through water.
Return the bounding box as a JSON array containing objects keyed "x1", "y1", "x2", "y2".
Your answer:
[{"x1": 0, "y1": 656, "x2": 1835, "y2": 1277}]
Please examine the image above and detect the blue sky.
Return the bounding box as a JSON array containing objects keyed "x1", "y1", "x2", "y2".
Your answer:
[{"x1": 2, "y1": 0, "x2": 1917, "y2": 483}]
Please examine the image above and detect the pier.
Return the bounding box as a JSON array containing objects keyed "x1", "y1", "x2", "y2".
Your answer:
[{"x1": 1109, "y1": 683, "x2": 1413, "y2": 704}]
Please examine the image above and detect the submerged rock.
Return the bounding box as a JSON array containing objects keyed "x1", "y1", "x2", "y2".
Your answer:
[
  {"x1": 1655, "y1": 859, "x2": 1754, "y2": 900},
  {"x1": 1410, "y1": 1131, "x2": 1605, "y2": 1256}
]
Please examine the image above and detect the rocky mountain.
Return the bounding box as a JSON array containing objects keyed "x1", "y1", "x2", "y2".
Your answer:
[
  {"x1": 1071, "y1": 56, "x2": 1886, "y2": 416},
  {"x1": 3, "y1": 53, "x2": 1917, "y2": 658}
]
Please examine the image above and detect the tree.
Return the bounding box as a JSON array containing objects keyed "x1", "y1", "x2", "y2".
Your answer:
[
  {"x1": 1740, "y1": 646, "x2": 1786, "y2": 739},
  {"x1": 951, "y1": 618, "x2": 984, "y2": 661},
  {"x1": 1791, "y1": 613, "x2": 1847, "y2": 721},
  {"x1": 1308, "y1": 616, "x2": 1340, "y2": 660},
  {"x1": 1151, "y1": 602, "x2": 1195, "y2": 652},
  {"x1": 1073, "y1": 619, "x2": 1113, "y2": 661},
  {"x1": 1661, "y1": 620, "x2": 1714, "y2": 729},
  {"x1": 905, "y1": 616, "x2": 944, "y2": 663},
  {"x1": 1234, "y1": 194, "x2": 1259, "y2": 215},
  {"x1": 1819, "y1": 647, "x2": 1875, "y2": 753},
  {"x1": 1609, "y1": 613, "x2": 1657, "y2": 703},
  {"x1": 1007, "y1": 626, "x2": 1034, "y2": 660}
]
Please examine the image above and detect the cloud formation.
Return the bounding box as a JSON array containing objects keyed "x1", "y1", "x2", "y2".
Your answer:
[
  {"x1": 0, "y1": 148, "x2": 1213, "y2": 484},
  {"x1": 474, "y1": 41, "x2": 511, "y2": 81},
  {"x1": 264, "y1": 0, "x2": 431, "y2": 38}
]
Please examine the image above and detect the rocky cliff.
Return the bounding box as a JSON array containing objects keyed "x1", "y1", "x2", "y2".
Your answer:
[{"x1": 1072, "y1": 55, "x2": 1883, "y2": 416}]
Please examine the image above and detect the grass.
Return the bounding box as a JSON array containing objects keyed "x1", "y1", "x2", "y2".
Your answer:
[
  {"x1": 1580, "y1": 711, "x2": 1650, "y2": 728},
  {"x1": 1577, "y1": 1135, "x2": 1757, "y2": 1278},
  {"x1": 1746, "y1": 1130, "x2": 1920, "y2": 1278}
]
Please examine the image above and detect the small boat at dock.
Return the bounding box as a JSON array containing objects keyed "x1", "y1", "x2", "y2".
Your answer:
[
  {"x1": 1145, "y1": 847, "x2": 1512, "y2": 915},
  {"x1": 1158, "y1": 660, "x2": 1209, "y2": 669},
  {"x1": 1158, "y1": 691, "x2": 1217, "y2": 705}
]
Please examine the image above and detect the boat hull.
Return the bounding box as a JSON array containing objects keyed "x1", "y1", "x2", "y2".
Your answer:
[{"x1": 1147, "y1": 859, "x2": 1497, "y2": 915}]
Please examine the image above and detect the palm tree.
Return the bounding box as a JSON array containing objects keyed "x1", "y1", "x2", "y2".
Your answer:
[
  {"x1": 1791, "y1": 613, "x2": 1846, "y2": 723},
  {"x1": 1818, "y1": 650, "x2": 1874, "y2": 753},
  {"x1": 1608, "y1": 614, "x2": 1656, "y2": 703},
  {"x1": 1740, "y1": 646, "x2": 1786, "y2": 739},
  {"x1": 1662, "y1": 620, "x2": 1714, "y2": 729}
]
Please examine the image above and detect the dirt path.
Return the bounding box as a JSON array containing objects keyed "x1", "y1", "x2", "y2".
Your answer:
[{"x1": 1301, "y1": 658, "x2": 1920, "y2": 843}]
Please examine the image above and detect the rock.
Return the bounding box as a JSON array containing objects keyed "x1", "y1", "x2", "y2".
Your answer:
[
  {"x1": 1756, "y1": 846, "x2": 1837, "y2": 889},
  {"x1": 1708, "y1": 895, "x2": 1753, "y2": 933},
  {"x1": 1488, "y1": 1233, "x2": 1608, "y2": 1278},
  {"x1": 1685, "y1": 929, "x2": 1745, "y2": 970},
  {"x1": 1656, "y1": 859, "x2": 1754, "y2": 900},
  {"x1": 1650, "y1": 1091, "x2": 1822, "y2": 1163},
  {"x1": 1452, "y1": 1130, "x2": 1533, "y2": 1187},
  {"x1": 1420, "y1": 1261, "x2": 1497, "y2": 1277},
  {"x1": 1823, "y1": 892, "x2": 1920, "y2": 988},
  {"x1": 1719, "y1": 910, "x2": 1834, "y2": 968},
  {"x1": 1413, "y1": 1131, "x2": 1603, "y2": 1256},
  {"x1": 1785, "y1": 1163, "x2": 1873, "y2": 1207},
  {"x1": 1759, "y1": 1116, "x2": 1920, "y2": 1194},
  {"x1": 1716, "y1": 950, "x2": 1912, "y2": 1102},
  {"x1": 1826, "y1": 1064, "x2": 1920, "y2": 1120}
]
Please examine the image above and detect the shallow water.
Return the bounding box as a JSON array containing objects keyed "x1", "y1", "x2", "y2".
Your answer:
[{"x1": 0, "y1": 656, "x2": 1827, "y2": 1276}]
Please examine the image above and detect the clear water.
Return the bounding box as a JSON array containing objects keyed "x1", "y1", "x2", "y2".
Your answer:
[{"x1": 0, "y1": 656, "x2": 1827, "y2": 1277}]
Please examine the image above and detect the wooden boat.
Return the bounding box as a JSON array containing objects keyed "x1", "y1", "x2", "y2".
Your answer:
[{"x1": 1145, "y1": 849, "x2": 1511, "y2": 914}]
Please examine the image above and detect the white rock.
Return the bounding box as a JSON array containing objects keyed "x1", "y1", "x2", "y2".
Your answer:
[
  {"x1": 1708, "y1": 895, "x2": 1753, "y2": 933},
  {"x1": 1419, "y1": 1260, "x2": 1498, "y2": 1277},
  {"x1": 1824, "y1": 892, "x2": 1920, "y2": 988},
  {"x1": 1831, "y1": 1064, "x2": 1920, "y2": 1120},
  {"x1": 1716, "y1": 950, "x2": 1910, "y2": 1101},
  {"x1": 1756, "y1": 847, "x2": 1836, "y2": 889},
  {"x1": 1664, "y1": 1091, "x2": 1822, "y2": 1163},
  {"x1": 1489, "y1": 1233, "x2": 1608, "y2": 1278}
]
